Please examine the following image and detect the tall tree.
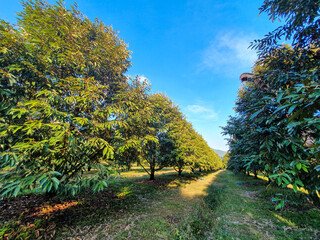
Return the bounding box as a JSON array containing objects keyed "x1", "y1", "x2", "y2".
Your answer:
[
  {"x1": 138, "y1": 93, "x2": 181, "y2": 180},
  {"x1": 0, "y1": 0, "x2": 130, "y2": 197},
  {"x1": 222, "y1": 152, "x2": 229, "y2": 169},
  {"x1": 225, "y1": 0, "x2": 320, "y2": 206}
]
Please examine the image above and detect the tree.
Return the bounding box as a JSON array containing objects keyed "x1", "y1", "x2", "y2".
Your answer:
[
  {"x1": 224, "y1": 0, "x2": 320, "y2": 206},
  {"x1": 112, "y1": 76, "x2": 151, "y2": 170},
  {"x1": 251, "y1": 0, "x2": 320, "y2": 205},
  {"x1": 167, "y1": 119, "x2": 195, "y2": 175},
  {"x1": 138, "y1": 93, "x2": 182, "y2": 180},
  {"x1": 0, "y1": 0, "x2": 130, "y2": 197},
  {"x1": 222, "y1": 152, "x2": 229, "y2": 169},
  {"x1": 113, "y1": 76, "x2": 223, "y2": 179},
  {"x1": 250, "y1": 46, "x2": 320, "y2": 204},
  {"x1": 252, "y1": 0, "x2": 320, "y2": 55}
]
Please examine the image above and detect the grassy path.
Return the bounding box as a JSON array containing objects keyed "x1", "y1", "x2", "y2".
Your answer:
[
  {"x1": 1, "y1": 169, "x2": 319, "y2": 239},
  {"x1": 58, "y1": 170, "x2": 223, "y2": 239},
  {"x1": 179, "y1": 170, "x2": 222, "y2": 198},
  {"x1": 58, "y1": 170, "x2": 320, "y2": 239},
  {"x1": 204, "y1": 170, "x2": 320, "y2": 240}
]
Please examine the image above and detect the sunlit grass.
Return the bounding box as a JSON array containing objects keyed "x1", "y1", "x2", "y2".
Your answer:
[
  {"x1": 116, "y1": 186, "x2": 132, "y2": 198},
  {"x1": 179, "y1": 170, "x2": 222, "y2": 198},
  {"x1": 118, "y1": 166, "x2": 176, "y2": 179},
  {"x1": 1, "y1": 168, "x2": 319, "y2": 239},
  {"x1": 206, "y1": 171, "x2": 320, "y2": 239}
]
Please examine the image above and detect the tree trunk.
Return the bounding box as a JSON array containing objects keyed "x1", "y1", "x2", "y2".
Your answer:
[
  {"x1": 191, "y1": 167, "x2": 194, "y2": 173},
  {"x1": 254, "y1": 170, "x2": 258, "y2": 179},
  {"x1": 199, "y1": 168, "x2": 202, "y2": 172},
  {"x1": 178, "y1": 168, "x2": 182, "y2": 176},
  {"x1": 247, "y1": 171, "x2": 250, "y2": 176},
  {"x1": 149, "y1": 156, "x2": 155, "y2": 180},
  {"x1": 150, "y1": 167, "x2": 155, "y2": 180}
]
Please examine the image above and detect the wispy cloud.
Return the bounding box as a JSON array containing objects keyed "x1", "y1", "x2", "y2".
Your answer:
[
  {"x1": 137, "y1": 75, "x2": 149, "y2": 84},
  {"x1": 185, "y1": 104, "x2": 218, "y2": 120},
  {"x1": 201, "y1": 31, "x2": 257, "y2": 75}
]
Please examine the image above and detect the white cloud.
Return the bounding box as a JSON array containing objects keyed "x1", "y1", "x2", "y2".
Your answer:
[
  {"x1": 125, "y1": 74, "x2": 150, "y2": 85},
  {"x1": 201, "y1": 31, "x2": 257, "y2": 75},
  {"x1": 186, "y1": 104, "x2": 217, "y2": 120},
  {"x1": 137, "y1": 75, "x2": 149, "y2": 84},
  {"x1": 187, "y1": 105, "x2": 209, "y2": 113}
]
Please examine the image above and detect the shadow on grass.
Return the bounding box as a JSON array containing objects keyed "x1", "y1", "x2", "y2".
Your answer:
[
  {"x1": 237, "y1": 173, "x2": 320, "y2": 231},
  {"x1": 0, "y1": 170, "x2": 216, "y2": 239},
  {"x1": 203, "y1": 170, "x2": 320, "y2": 239},
  {"x1": 204, "y1": 181, "x2": 226, "y2": 211}
]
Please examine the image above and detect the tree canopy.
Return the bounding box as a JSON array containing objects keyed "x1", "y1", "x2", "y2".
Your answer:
[
  {"x1": 0, "y1": 0, "x2": 223, "y2": 197},
  {"x1": 224, "y1": 0, "x2": 320, "y2": 207}
]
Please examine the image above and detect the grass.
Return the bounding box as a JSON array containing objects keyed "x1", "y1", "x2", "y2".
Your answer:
[
  {"x1": 56, "y1": 170, "x2": 220, "y2": 239},
  {"x1": 1, "y1": 168, "x2": 319, "y2": 239},
  {"x1": 205, "y1": 171, "x2": 320, "y2": 240}
]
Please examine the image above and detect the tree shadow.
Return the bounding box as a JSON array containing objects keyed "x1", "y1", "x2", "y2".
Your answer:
[
  {"x1": 0, "y1": 170, "x2": 216, "y2": 239},
  {"x1": 203, "y1": 170, "x2": 320, "y2": 236}
]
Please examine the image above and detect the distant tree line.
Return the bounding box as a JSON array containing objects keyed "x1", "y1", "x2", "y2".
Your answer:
[
  {"x1": 0, "y1": 0, "x2": 222, "y2": 198},
  {"x1": 223, "y1": 0, "x2": 320, "y2": 206}
]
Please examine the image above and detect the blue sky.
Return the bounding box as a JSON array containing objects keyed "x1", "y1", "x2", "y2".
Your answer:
[{"x1": 1, "y1": 0, "x2": 281, "y2": 151}]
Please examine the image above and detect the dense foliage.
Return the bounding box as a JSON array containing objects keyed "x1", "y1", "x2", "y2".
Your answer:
[
  {"x1": 0, "y1": 0, "x2": 222, "y2": 197},
  {"x1": 223, "y1": 0, "x2": 320, "y2": 206},
  {"x1": 221, "y1": 152, "x2": 229, "y2": 169}
]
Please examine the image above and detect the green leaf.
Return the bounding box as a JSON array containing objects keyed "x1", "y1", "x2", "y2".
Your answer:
[
  {"x1": 250, "y1": 109, "x2": 263, "y2": 119},
  {"x1": 295, "y1": 179, "x2": 304, "y2": 187},
  {"x1": 269, "y1": 174, "x2": 278, "y2": 179},
  {"x1": 277, "y1": 176, "x2": 282, "y2": 186},
  {"x1": 288, "y1": 104, "x2": 298, "y2": 115},
  {"x1": 273, "y1": 104, "x2": 291, "y2": 114},
  {"x1": 51, "y1": 177, "x2": 60, "y2": 190},
  {"x1": 296, "y1": 163, "x2": 302, "y2": 170},
  {"x1": 275, "y1": 199, "x2": 285, "y2": 210},
  {"x1": 50, "y1": 171, "x2": 62, "y2": 176},
  {"x1": 292, "y1": 184, "x2": 298, "y2": 193},
  {"x1": 282, "y1": 177, "x2": 289, "y2": 186},
  {"x1": 276, "y1": 91, "x2": 284, "y2": 102},
  {"x1": 275, "y1": 203, "x2": 282, "y2": 210},
  {"x1": 13, "y1": 185, "x2": 21, "y2": 197},
  {"x1": 103, "y1": 147, "x2": 109, "y2": 157}
]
